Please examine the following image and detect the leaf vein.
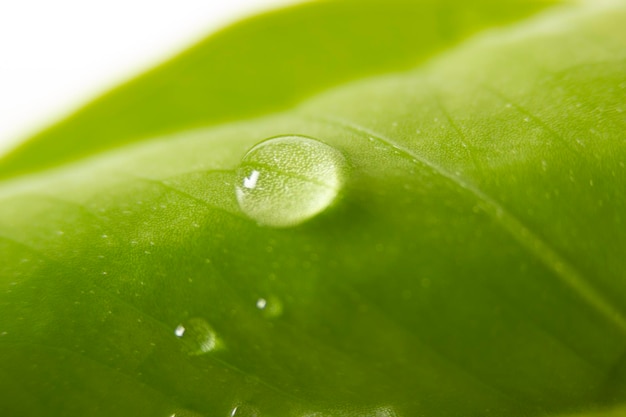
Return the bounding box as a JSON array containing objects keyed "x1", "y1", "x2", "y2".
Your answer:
[{"x1": 319, "y1": 115, "x2": 626, "y2": 334}]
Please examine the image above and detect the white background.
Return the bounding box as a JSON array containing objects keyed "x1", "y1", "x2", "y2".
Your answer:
[{"x1": 0, "y1": 0, "x2": 297, "y2": 156}]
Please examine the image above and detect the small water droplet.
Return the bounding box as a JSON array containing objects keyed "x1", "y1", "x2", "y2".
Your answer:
[
  {"x1": 235, "y1": 135, "x2": 348, "y2": 227},
  {"x1": 255, "y1": 295, "x2": 283, "y2": 318},
  {"x1": 174, "y1": 318, "x2": 222, "y2": 355},
  {"x1": 230, "y1": 404, "x2": 259, "y2": 417}
]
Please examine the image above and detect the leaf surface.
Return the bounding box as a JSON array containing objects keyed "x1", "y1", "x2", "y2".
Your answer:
[{"x1": 0, "y1": 1, "x2": 625, "y2": 417}]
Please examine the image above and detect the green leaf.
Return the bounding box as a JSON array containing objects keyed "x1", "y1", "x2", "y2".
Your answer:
[
  {"x1": 1, "y1": 1, "x2": 625, "y2": 417},
  {"x1": 0, "y1": 0, "x2": 556, "y2": 179}
]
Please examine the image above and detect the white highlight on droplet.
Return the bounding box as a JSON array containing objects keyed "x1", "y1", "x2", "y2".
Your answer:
[
  {"x1": 174, "y1": 325, "x2": 185, "y2": 337},
  {"x1": 256, "y1": 298, "x2": 267, "y2": 309},
  {"x1": 243, "y1": 170, "x2": 260, "y2": 189}
]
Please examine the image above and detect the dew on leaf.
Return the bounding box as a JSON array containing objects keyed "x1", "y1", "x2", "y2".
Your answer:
[
  {"x1": 255, "y1": 295, "x2": 283, "y2": 318},
  {"x1": 174, "y1": 325, "x2": 185, "y2": 337},
  {"x1": 230, "y1": 404, "x2": 259, "y2": 417},
  {"x1": 255, "y1": 298, "x2": 267, "y2": 309},
  {"x1": 235, "y1": 135, "x2": 347, "y2": 227},
  {"x1": 174, "y1": 318, "x2": 222, "y2": 355}
]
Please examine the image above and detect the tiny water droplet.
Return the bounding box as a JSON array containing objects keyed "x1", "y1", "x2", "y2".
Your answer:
[
  {"x1": 174, "y1": 318, "x2": 222, "y2": 355},
  {"x1": 235, "y1": 135, "x2": 348, "y2": 227},
  {"x1": 256, "y1": 295, "x2": 283, "y2": 318},
  {"x1": 230, "y1": 404, "x2": 259, "y2": 417}
]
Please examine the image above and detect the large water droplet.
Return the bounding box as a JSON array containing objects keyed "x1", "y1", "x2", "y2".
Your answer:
[
  {"x1": 235, "y1": 135, "x2": 347, "y2": 227},
  {"x1": 174, "y1": 317, "x2": 222, "y2": 355}
]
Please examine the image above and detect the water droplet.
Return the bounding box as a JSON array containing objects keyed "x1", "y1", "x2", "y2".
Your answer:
[
  {"x1": 174, "y1": 318, "x2": 222, "y2": 355},
  {"x1": 235, "y1": 135, "x2": 348, "y2": 227},
  {"x1": 230, "y1": 404, "x2": 259, "y2": 417},
  {"x1": 174, "y1": 325, "x2": 185, "y2": 337},
  {"x1": 255, "y1": 295, "x2": 283, "y2": 318},
  {"x1": 256, "y1": 298, "x2": 267, "y2": 309}
]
